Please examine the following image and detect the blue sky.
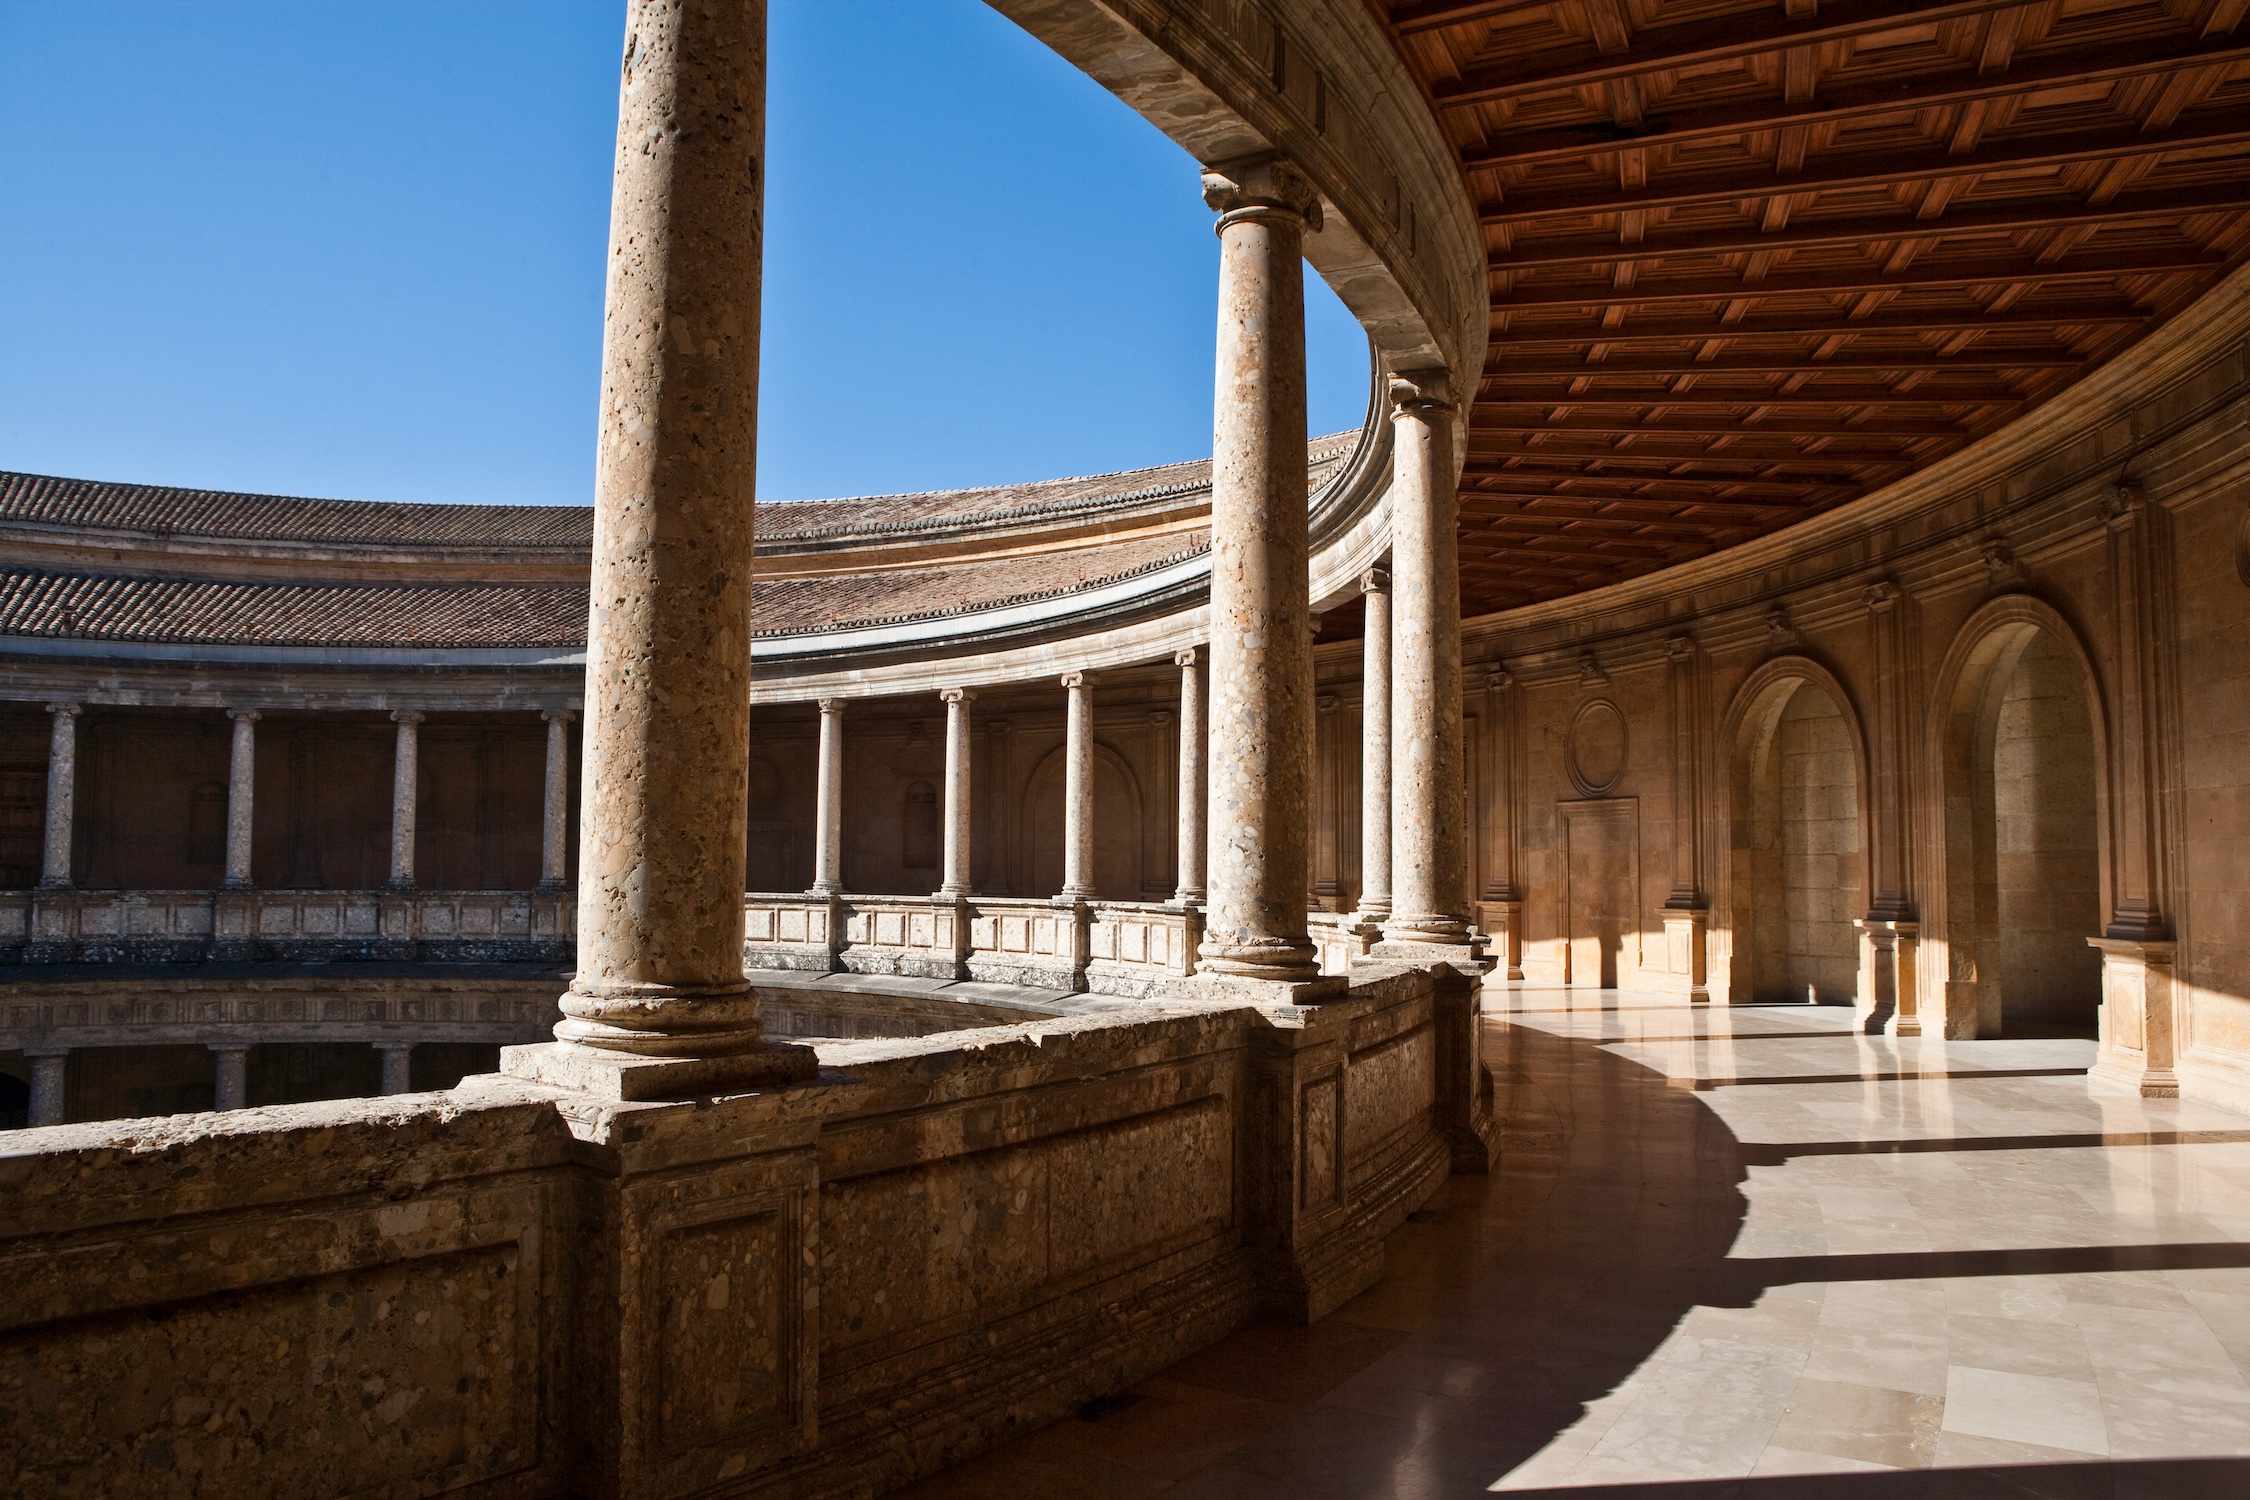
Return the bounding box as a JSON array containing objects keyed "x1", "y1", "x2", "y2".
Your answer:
[{"x1": 0, "y1": 0, "x2": 1370, "y2": 506}]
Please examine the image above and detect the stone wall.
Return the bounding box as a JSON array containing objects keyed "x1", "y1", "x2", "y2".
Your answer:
[
  {"x1": 1991, "y1": 633, "x2": 2104, "y2": 1028},
  {"x1": 0, "y1": 963, "x2": 1489, "y2": 1499}
]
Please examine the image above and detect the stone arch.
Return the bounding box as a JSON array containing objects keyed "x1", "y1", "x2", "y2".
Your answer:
[
  {"x1": 1021, "y1": 741, "x2": 1145, "y2": 901},
  {"x1": 1711, "y1": 655, "x2": 1875, "y2": 1008},
  {"x1": 1923, "y1": 594, "x2": 2113, "y2": 1039}
]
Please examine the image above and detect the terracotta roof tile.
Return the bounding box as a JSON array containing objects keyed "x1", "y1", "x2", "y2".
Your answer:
[{"x1": 0, "y1": 569, "x2": 585, "y2": 648}]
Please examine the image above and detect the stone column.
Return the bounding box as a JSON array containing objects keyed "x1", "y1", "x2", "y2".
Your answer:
[
  {"x1": 938, "y1": 688, "x2": 974, "y2": 897},
  {"x1": 211, "y1": 1044, "x2": 248, "y2": 1111},
  {"x1": 38, "y1": 703, "x2": 79, "y2": 890},
  {"x1": 1060, "y1": 672, "x2": 1095, "y2": 901},
  {"x1": 1357, "y1": 568, "x2": 1392, "y2": 923},
  {"x1": 1858, "y1": 581, "x2": 1922, "y2": 1035},
  {"x1": 27, "y1": 1051, "x2": 67, "y2": 1127},
  {"x1": 1380, "y1": 371, "x2": 1477, "y2": 957},
  {"x1": 377, "y1": 1042, "x2": 414, "y2": 1096},
  {"x1": 1172, "y1": 648, "x2": 1206, "y2": 906},
  {"x1": 539, "y1": 710, "x2": 573, "y2": 889},
  {"x1": 1197, "y1": 156, "x2": 1329, "y2": 993},
  {"x1": 810, "y1": 697, "x2": 845, "y2": 895},
  {"x1": 512, "y1": 0, "x2": 809, "y2": 1095},
  {"x1": 223, "y1": 709, "x2": 257, "y2": 888},
  {"x1": 388, "y1": 711, "x2": 422, "y2": 891}
]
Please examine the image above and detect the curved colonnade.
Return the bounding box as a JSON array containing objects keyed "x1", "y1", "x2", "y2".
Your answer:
[{"x1": 3, "y1": 1, "x2": 2250, "y2": 1496}]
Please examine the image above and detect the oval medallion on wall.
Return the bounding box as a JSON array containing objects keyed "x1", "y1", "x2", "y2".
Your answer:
[{"x1": 1568, "y1": 698, "x2": 1627, "y2": 798}]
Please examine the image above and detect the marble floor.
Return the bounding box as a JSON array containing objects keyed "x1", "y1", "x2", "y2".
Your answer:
[{"x1": 896, "y1": 986, "x2": 2250, "y2": 1499}]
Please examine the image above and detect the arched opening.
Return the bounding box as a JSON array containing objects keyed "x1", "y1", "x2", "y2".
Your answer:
[
  {"x1": 1025, "y1": 745, "x2": 1143, "y2": 901},
  {"x1": 1964, "y1": 630, "x2": 2104, "y2": 1036},
  {"x1": 1746, "y1": 683, "x2": 1864, "y2": 1004},
  {"x1": 1719, "y1": 663, "x2": 1871, "y2": 1009}
]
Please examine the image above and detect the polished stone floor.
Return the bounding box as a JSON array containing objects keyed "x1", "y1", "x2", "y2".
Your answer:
[{"x1": 897, "y1": 986, "x2": 2250, "y2": 1498}]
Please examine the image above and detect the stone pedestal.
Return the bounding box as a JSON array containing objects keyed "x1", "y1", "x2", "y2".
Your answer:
[
  {"x1": 1475, "y1": 898, "x2": 1523, "y2": 983},
  {"x1": 1659, "y1": 906, "x2": 1709, "y2": 1002},
  {"x1": 1856, "y1": 918, "x2": 1923, "y2": 1037},
  {"x1": 2090, "y1": 937, "x2": 2179, "y2": 1098}
]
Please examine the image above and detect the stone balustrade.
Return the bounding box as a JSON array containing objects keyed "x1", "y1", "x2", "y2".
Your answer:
[
  {"x1": 744, "y1": 892, "x2": 1206, "y2": 997},
  {"x1": 0, "y1": 962, "x2": 1493, "y2": 1498},
  {"x1": 0, "y1": 887, "x2": 575, "y2": 964}
]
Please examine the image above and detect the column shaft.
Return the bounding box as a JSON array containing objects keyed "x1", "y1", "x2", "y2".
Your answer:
[
  {"x1": 211, "y1": 1046, "x2": 248, "y2": 1111},
  {"x1": 1197, "y1": 157, "x2": 1323, "y2": 984},
  {"x1": 811, "y1": 698, "x2": 844, "y2": 894},
  {"x1": 38, "y1": 704, "x2": 79, "y2": 890},
  {"x1": 938, "y1": 689, "x2": 974, "y2": 896},
  {"x1": 1384, "y1": 374, "x2": 1471, "y2": 945},
  {"x1": 28, "y1": 1053, "x2": 67, "y2": 1127},
  {"x1": 1172, "y1": 649, "x2": 1206, "y2": 905},
  {"x1": 224, "y1": 710, "x2": 257, "y2": 888},
  {"x1": 388, "y1": 711, "x2": 421, "y2": 891},
  {"x1": 378, "y1": 1044, "x2": 414, "y2": 1096},
  {"x1": 1060, "y1": 673, "x2": 1095, "y2": 900},
  {"x1": 1358, "y1": 569, "x2": 1392, "y2": 920},
  {"x1": 539, "y1": 710, "x2": 573, "y2": 889},
  {"x1": 550, "y1": 0, "x2": 781, "y2": 1065}
]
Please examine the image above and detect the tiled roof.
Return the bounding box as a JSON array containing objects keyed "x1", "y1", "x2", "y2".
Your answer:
[
  {"x1": 0, "y1": 532, "x2": 1210, "y2": 650},
  {"x1": 0, "y1": 436, "x2": 1355, "y2": 552}
]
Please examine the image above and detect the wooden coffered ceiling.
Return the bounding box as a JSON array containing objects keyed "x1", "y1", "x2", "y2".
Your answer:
[{"x1": 1372, "y1": 0, "x2": 2250, "y2": 614}]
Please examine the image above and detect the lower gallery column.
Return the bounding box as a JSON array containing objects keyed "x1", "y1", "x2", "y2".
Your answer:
[
  {"x1": 224, "y1": 709, "x2": 257, "y2": 888},
  {"x1": 377, "y1": 1042, "x2": 414, "y2": 1096},
  {"x1": 1196, "y1": 156, "x2": 1332, "y2": 996},
  {"x1": 1357, "y1": 567, "x2": 1392, "y2": 924},
  {"x1": 38, "y1": 702, "x2": 78, "y2": 890},
  {"x1": 1171, "y1": 648, "x2": 1206, "y2": 905},
  {"x1": 388, "y1": 710, "x2": 421, "y2": 890},
  {"x1": 538, "y1": 710, "x2": 572, "y2": 889},
  {"x1": 937, "y1": 688, "x2": 974, "y2": 896},
  {"x1": 28, "y1": 1051, "x2": 67, "y2": 1127},
  {"x1": 1059, "y1": 672, "x2": 1095, "y2": 900},
  {"x1": 1379, "y1": 371, "x2": 1481, "y2": 964},
  {"x1": 811, "y1": 697, "x2": 844, "y2": 895},
  {"x1": 512, "y1": 0, "x2": 810, "y2": 1094},
  {"x1": 210, "y1": 1044, "x2": 249, "y2": 1111}
]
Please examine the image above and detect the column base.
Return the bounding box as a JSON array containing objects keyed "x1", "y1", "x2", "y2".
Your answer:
[
  {"x1": 1855, "y1": 919, "x2": 1923, "y2": 1037},
  {"x1": 2089, "y1": 937, "x2": 2179, "y2": 1098},
  {"x1": 502, "y1": 1039, "x2": 818, "y2": 1102},
  {"x1": 1475, "y1": 898, "x2": 1524, "y2": 981},
  {"x1": 1657, "y1": 907, "x2": 1709, "y2": 1002},
  {"x1": 1371, "y1": 935, "x2": 1493, "y2": 978},
  {"x1": 1181, "y1": 971, "x2": 1350, "y2": 1011}
]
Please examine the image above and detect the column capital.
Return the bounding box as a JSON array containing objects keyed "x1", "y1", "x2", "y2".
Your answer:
[
  {"x1": 1173, "y1": 646, "x2": 1199, "y2": 669},
  {"x1": 938, "y1": 686, "x2": 975, "y2": 705},
  {"x1": 1387, "y1": 368, "x2": 1455, "y2": 418},
  {"x1": 391, "y1": 709, "x2": 426, "y2": 725},
  {"x1": 540, "y1": 707, "x2": 575, "y2": 725},
  {"x1": 1666, "y1": 633, "x2": 1697, "y2": 662},
  {"x1": 816, "y1": 697, "x2": 845, "y2": 714},
  {"x1": 1060, "y1": 671, "x2": 1092, "y2": 690},
  {"x1": 1360, "y1": 565, "x2": 1391, "y2": 595},
  {"x1": 227, "y1": 707, "x2": 260, "y2": 724},
  {"x1": 1148, "y1": 709, "x2": 1172, "y2": 728},
  {"x1": 1485, "y1": 666, "x2": 1514, "y2": 693},
  {"x1": 1200, "y1": 154, "x2": 1323, "y2": 230},
  {"x1": 45, "y1": 701, "x2": 81, "y2": 719},
  {"x1": 1864, "y1": 580, "x2": 1901, "y2": 614},
  {"x1": 2103, "y1": 476, "x2": 2147, "y2": 526}
]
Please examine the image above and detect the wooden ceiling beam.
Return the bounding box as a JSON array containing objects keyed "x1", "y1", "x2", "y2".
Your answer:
[
  {"x1": 1493, "y1": 247, "x2": 2224, "y2": 309},
  {"x1": 1487, "y1": 183, "x2": 2250, "y2": 271},
  {"x1": 1470, "y1": 410, "x2": 1963, "y2": 435},
  {"x1": 1479, "y1": 387, "x2": 2030, "y2": 407},
  {"x1": 1487, "y1": 347, "x2": 2081, "y2": 375},
  {"x1": 1465, "y1": 34, "x2": 2250, "y2": 169},
  {"x1": 1488, "y1": 303, "x2": 2148, "y2": 346},
  {"x1": 1480, "y1": 112, "x2": 2250, "y2": 224},
  {"x1": 1429, "y1": 0, "x2": 2030, "y2": 107}
]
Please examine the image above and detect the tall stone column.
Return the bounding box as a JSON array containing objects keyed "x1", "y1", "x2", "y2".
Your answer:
[
  {"x1": 1171, "y1": 648, "x2": 1206, "y2": 906},
  {"x1": 28, "y1": 1051, "x2": 67, "y2": 1128},
  {"x1": 1856, "y1": 581, "x2": 1922, "y2": 1035},
  {"x1": 1357, "y1": 568, "x2": 1392, "y2": 923},
  {"x1": 1197, "y1": 156, "x2": 1329, "y2": 992},
  {"x1": 539, "y1": 710, "x2": 573, "y2": 889},
  {"x1": 211, "y1": 1045, "x2": 248, "y2": 1111},
  {"x1": 938, "y1": 688, "x2": 974, "y2": 897},
  {"x1": 811, "y1": 697, "x2": 845, "y2": 895},
  {"x1": 38, "y1": 703, "x2": 79, "y2": 890},
  {"x1": 512, "y1": 0, "x2": 809, "y2": 1094},
  {"x1": 388, "y1": 711, "x2": 422, "y2": 890},
  {"x1": 377, "y1": 1042, "x2": 414, "y2": 1096},
  {"x1": 1380, "y1": 371, "x2": 1477, "y2": 958},
  {"x1": 224, "y1": 709, "x2": 257, "y2": 888},
  {"x1": 1060, "y1": 672, "x2": 1095, "y2": 901}
]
